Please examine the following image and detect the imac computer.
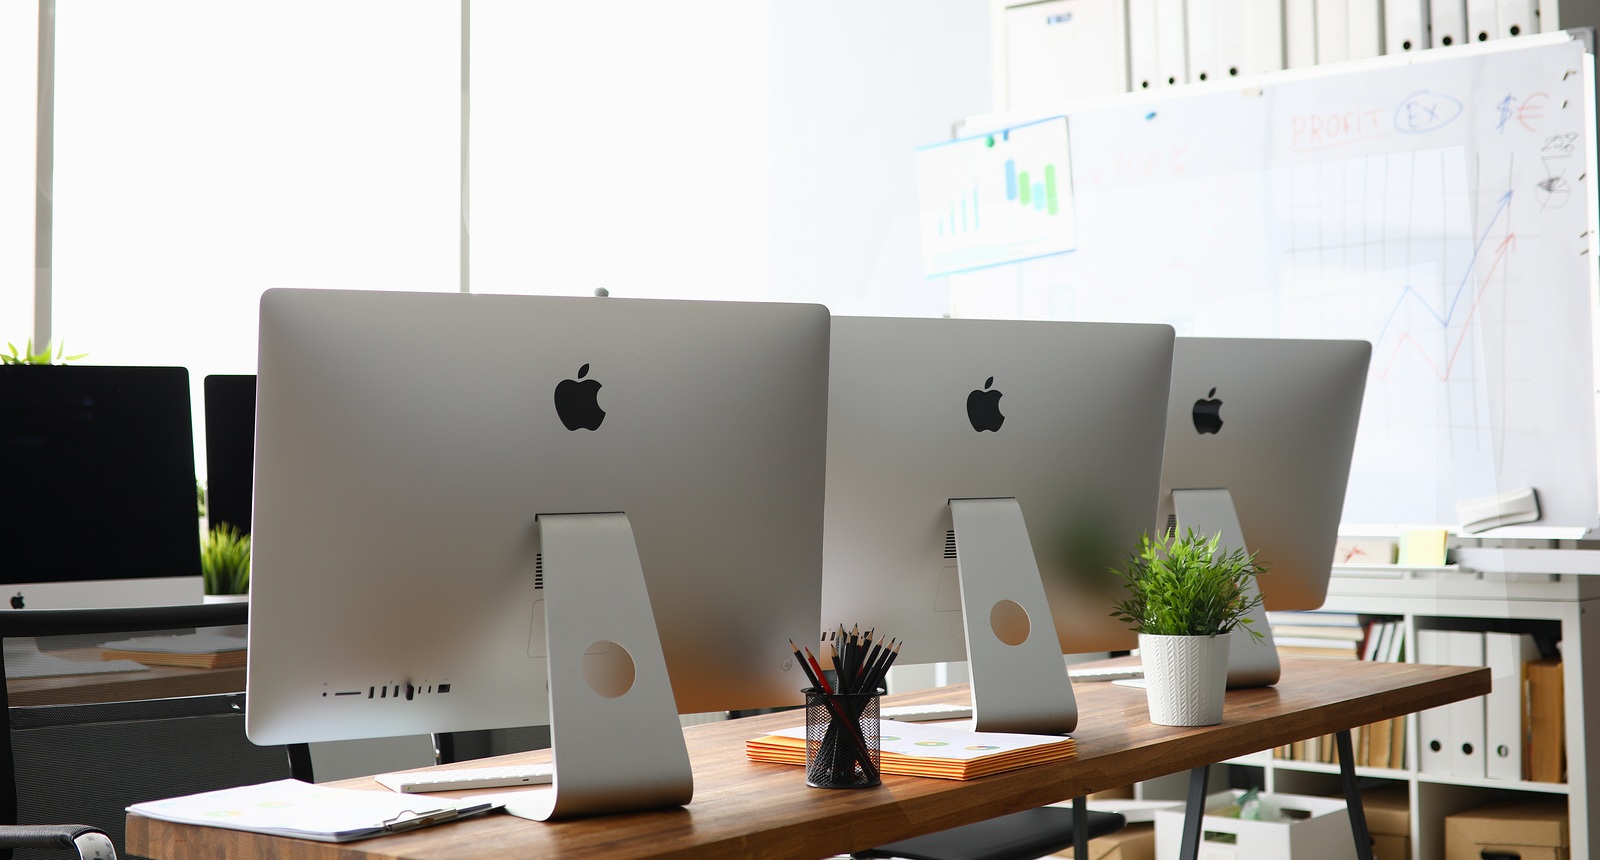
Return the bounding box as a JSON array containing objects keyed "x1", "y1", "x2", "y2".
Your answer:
[
  {"x1": 244, "y1": 289, "x2": 830, "y2": 819},
  {"x1": 822, "y1": 316, "x2": 1177, "y2": 734},
  {"x1": 202, "y1": 374, "x2": 256, "y2": 535},
  {"x1": 1158, "y1": 337, "x2": 1371, "y2": 688},
  {"x1": 0, "y1": 365, "x2": 203, "y2": 609}
]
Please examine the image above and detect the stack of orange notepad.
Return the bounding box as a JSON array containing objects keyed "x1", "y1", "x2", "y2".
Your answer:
[{"x1": 746, "y1": 720, "x2": 1075, "y2": 780}]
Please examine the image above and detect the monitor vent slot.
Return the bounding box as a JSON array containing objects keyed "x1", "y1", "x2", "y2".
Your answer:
[
  {"x1": 1163, "y1": 514, "x2": 1178, "y2": 539},
  {"x1": 944, "y1": 530, "x2": 958, "y2": 559},
  {"x1": 534, "y1": 554, "x2": 545, "y2": 591}
]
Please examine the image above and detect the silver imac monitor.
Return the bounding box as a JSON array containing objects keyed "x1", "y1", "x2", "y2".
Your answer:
[
  {"x1": 822, "y1": 316, "x2": 1176, "y2": 733},
  {"x1": 245, "y1": 289, "x2": 830, "y2": 818},
  {"x1": 1159, "y1": 337, "x2": 1371, "y2": 688}
]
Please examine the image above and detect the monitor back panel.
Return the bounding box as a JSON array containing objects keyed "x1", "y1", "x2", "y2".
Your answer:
[
  {"x1": 823, "y1": 316, "x2": 1175, "y2": 665},
  {"x1": 1160, "y1": 337, "x2": 1371, "y2": 611},
  {"x1": 247, "y1": 290, "x2": 830, "y2": 743}
]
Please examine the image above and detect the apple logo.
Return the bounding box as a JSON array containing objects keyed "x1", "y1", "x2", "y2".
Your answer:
[
  {"x1": 966, "y1": 376, "x2": 1005, "y2": 432},
  {"x1": 554, "y1": 364, "x2": 606, "y2": 431},
  {"x1": 9, "y1": 592, "x2": 23, "y2": 610},
  {"x1": 1192, "y1": 388, "x2": 1223, "y2": 435}
]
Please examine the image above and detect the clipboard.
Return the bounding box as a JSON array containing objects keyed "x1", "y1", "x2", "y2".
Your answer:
[{"x1": 127, "y1": 779, "x2": 500, "y2": 843}]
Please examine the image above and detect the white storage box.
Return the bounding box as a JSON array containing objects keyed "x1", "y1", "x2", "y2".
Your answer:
[{"x1": 1155, "y1": 791, "x2": 1357, "y2": 860}]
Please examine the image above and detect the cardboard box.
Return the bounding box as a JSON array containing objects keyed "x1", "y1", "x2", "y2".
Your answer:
[
  {"x1": 1445, "y1": 798, "x2": 1569, "y2": 860},
  {"x1": 1155, "y1": 791, "x2": 1357, "y2": 860},
  {"x1": 1360, "y1": 785, "x2": 1410, "y2": 860},
  {"x1": 1370, "y1": 834, "x2": 1407, "y2": 860},
  {"x1": 1056, "y1": 822, "x2": 1154, "y2": 860}
]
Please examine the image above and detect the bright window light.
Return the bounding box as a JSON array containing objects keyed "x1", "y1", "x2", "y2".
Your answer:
[
  {"x1": 469, "y1": 0, "x2": 771, "y2": 302},
  {"x1": 50, "y1": 1, "x2": 458, "y2": 474},
  {"x1": 0, "y1": 2, "x2": 37, "y2": 343}
]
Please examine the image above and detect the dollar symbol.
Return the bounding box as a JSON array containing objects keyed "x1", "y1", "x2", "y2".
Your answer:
[{"x1": 1496, "y1": 95, "x2": 1513, "y2": 132}]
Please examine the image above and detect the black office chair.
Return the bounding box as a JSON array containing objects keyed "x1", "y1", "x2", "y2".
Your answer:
[
  {"x1": 0, "y1": 604, "x2": 312, "y2": 860},
  {"x1": 852, "y1": 802, "x2": 1125, "y2": 860}
]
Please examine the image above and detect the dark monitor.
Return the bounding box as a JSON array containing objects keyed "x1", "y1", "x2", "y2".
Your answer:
[
  {"x1": 202, "y1": 374, "x2": 256, "y2": 535},
  {"x1": 0, "y1": 365, "x2": 202, "y2": 608}
]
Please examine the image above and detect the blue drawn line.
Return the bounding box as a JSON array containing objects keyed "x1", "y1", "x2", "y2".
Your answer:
[{"x1": 1374, "y1": 189, "x2": 1513, "y2": 346}]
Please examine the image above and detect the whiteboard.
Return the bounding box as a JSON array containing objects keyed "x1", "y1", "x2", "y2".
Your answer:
[{"x1": 950, "y1": 34, "x2": 1600, "y2": 536}]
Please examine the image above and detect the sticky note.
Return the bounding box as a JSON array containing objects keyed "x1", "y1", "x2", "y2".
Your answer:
[{"x1": 1397, "y1": 529, "x2": 1449, "y2": 568}]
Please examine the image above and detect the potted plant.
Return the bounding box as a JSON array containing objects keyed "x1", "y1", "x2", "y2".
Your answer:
[
  {"x1": 2, "y1": 339, "x2": 86, "y2": 365},
  {"x1": 200, "y1": 523, "x2": 251, "y2": 602},
  {"x1": 1110, "y1": 528, "x2": 1266, "y2": 726}
]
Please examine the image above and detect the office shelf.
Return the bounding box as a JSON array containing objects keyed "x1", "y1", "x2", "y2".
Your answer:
[{"x1": 1296, "y1": 569, "x2": 1600, "y2": 860}]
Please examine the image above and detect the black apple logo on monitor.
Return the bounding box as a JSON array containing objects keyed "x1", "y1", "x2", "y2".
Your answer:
[
  {"x1": 966, "y1": 376, "x2": 1005, "y2": 432},
  {"x1": 1192, "y1": 388, "x2": 1223, "y2": 435},
  {"x1": 554, "y1": 364, "x2": 606, "y2": 431},
  {"x1": 8, "y1": 592, "x2": 22, "y2": 610}
]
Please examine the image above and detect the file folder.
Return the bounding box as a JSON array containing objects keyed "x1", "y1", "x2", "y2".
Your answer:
[
  {"x1": 1154, "y1": 0, "x2": 1188, "y2": 85},
  {"x1": 1431, "y1": 0, "x2": 1468, "y2": 46},
  {"x1": 1239, "y1": 0, "x2": 1285, "y2": 75},
  {"x1": 1284, "y1": 0, "x2": 1317, "y2": 67},
  {"x1": 1384, "y1": 0, "x2": 1429, "y2": 53},
  {"x1": 1467, "y1": 0, "x2": 1499, "y2": 41},
  {"x1": 1416, "y1": 629, "x2": 1450, "y2": 774},
  {"x1": 1498, "y1": 0, "x2": 1537, "y2": 38},
  {"x1": 1348, "y1": 0, "x2": 1382, "y2": 58},
  {"x1": 1127, "y1": 0, "x2": 1161, "y2": 90},
  {"x1": 1186, "y1": 0, "x2": 1219, "y2": 81},
  {"x1": 1316, "y1": 0, "x2": 1351, "y2": 64},
  {"x1": 1445, "y1": 630, "x2": 1487, "y2": 778},
  {"x1": 1483, "y1": 632, "x2": 1538, "y2": 781}
]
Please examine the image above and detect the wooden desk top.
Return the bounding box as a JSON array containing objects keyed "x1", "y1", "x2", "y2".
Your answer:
[
  {"x1": 126, "y1": 658, "x2": 1488, "y2": 860},
  {"x1": 6, "y1": 647, "x2": 244, "y2": 707}
]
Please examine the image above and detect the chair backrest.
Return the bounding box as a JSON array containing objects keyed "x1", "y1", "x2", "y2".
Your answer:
[{"x1": 0, "y1": 605, "x2": 310, "y2": 860}]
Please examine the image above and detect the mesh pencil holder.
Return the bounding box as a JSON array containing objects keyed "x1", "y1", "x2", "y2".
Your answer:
[{"x1": 803, "y1": 688, "x2": 882, "y2": 789}]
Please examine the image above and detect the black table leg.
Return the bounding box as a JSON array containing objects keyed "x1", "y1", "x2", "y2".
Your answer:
[
  {"x1": 1073, "y1": 795, "x2": 1088, "y2": 858},
  {"x1": 1177, "y1": 765, "x2": 1211, "y2": 860},
  {"x1": 1336, "y1": 729, "x2": 1376, "y2": 860}
]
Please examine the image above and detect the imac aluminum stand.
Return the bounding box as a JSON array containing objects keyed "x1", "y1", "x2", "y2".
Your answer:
[
  {"x1": 1169, "y1": 489, "x2": 1280, "y2": 688},
  {"x1": 950, "y1": 498, "x2": 1078, "y2": 734},
  {"x1": 502, "y1": 513, "x2": 694, "y2": 821}
]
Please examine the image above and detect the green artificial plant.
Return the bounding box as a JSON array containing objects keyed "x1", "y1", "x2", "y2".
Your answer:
[
  {"x1": 1110, "y1": 528, "x2": 1266, "y2": 640},
  {"x1": 2, "y1": 339, "x2": 87, "y2": 365},
  {"x1": 200, "y1": 523, "x2": 251, "y2": 596}
]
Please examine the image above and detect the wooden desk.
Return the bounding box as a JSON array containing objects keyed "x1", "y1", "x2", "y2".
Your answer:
[
  {"x1": 6, "y1": 646, "x2": 244, "y2": 707},
  {"x1": 126, "y1": 658, "x2": 1488, "y2": 860}
]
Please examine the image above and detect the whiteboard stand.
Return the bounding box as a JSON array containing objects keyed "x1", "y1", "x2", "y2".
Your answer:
[
  {"x1": 500, "y1": 513, "x2": 693, "y2": 821},
  {"x1": 950, "y1": 497, "x2": 1079, "y2": 734},
  {"x1": 1170, "y1": 489, "x2": 1281, "y2": 688}
]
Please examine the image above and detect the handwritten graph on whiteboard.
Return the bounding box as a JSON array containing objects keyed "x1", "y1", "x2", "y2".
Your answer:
[
  {"x1": 949, "y1": 36, "x2": 1599, "y2": 533},
  {"x1": 914, "y1": 116, "x2": 1077, "y2": 276}
]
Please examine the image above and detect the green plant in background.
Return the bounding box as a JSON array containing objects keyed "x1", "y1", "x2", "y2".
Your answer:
[
  {"x1": 2, "y1": 339, "x2": 87, "y2": 365},
  {"x1": 201, "y1": 523, "x2": 251, "y2": 596},
  {"x1": 1110, "y1": 528, "x2": 1266, "y2": 640}
]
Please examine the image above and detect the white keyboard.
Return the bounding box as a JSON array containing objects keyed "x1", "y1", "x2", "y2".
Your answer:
[
  {"x1": 374, "y1": 763, "x2": 554, "y2": 793},
  {"x1": 881, "y1": 703, "x2": 973, "y2": 722},
  {"x1": 1068, "y1": 665, "x2": 1145, "y2": 682}
]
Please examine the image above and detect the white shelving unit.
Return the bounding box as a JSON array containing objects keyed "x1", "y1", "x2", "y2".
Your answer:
[{"x1": 1215, "y1": 566, "x2": 1600, "y2": 860}]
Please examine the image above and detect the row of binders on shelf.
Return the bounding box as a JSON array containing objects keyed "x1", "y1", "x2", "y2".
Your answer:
[
  {"x1": 1121, "y1": 0, "x2": 1542, "y2": 93},
  {"x1": 1266, "y1": 612, "x2": 1566, "y2": 782},
  {"x1": 1416, "y1": 628, "x2": 1564, "y2": 784},
  {"x1": 1269, "y1": 612, "x2": 1407, "y2": 769}
]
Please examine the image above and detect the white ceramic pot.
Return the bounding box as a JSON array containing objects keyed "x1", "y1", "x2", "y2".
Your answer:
[{"x1": 1139, "y1": 632, "x2": 1231, "y2": 726}]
